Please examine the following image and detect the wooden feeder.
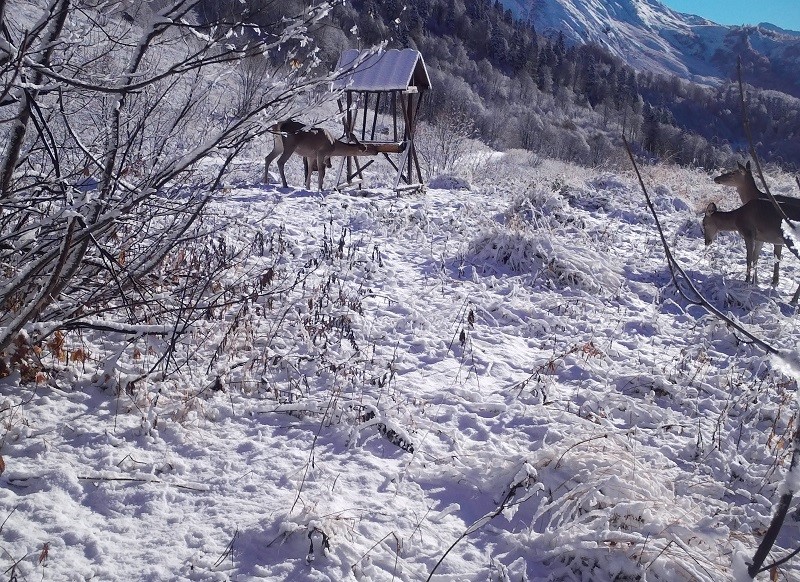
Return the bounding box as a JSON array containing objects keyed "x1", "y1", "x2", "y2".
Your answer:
[{"x1": 332, "y1": 48, "x2": 431, "y2": 192}]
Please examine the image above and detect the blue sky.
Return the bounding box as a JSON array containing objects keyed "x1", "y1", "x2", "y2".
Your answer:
[{"x1": 660, "y1": 0, "x2": 800, "y2": 32}]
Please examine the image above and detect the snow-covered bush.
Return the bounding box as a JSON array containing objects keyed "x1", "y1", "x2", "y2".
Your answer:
[
  {"x1": 504, "y1": 184, "x2": 578, "y2": 230},
  {"x1": 429, "y1": 174, "x2": 472, "y2": 191},
  {"x1": 468, "y1": 227, "x2": 622, "y2": 294},
  {"x1": 468, "y1": 184, "x2": 621, "y2": 293},
  {"x1": 519, "y1": 435, "x2": 728, "y2": 580},
  {"x1": 0, "y1": 0, "x2": 339, "y2": 381}
]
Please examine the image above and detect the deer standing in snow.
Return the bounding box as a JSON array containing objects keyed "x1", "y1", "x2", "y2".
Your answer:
[
  {"x1": 711, "y1": 161, "x2": 800, "y2": 287},
  {"x1": 264, "y1": 119, "x2": 378, "y2": 191},
  {"x1": 703, "y1": 199, "x2": 800, "y2": 293}
]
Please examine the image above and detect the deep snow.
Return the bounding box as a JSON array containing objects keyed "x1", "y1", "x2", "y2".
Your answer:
[{"x1": 0, "y1": 152, "x2": 798, "y2": 581}]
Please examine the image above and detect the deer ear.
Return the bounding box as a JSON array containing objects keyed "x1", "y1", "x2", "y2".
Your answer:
[
  {"x1": 737, "y1": 162, "x2": 745, "y2": 170},
  {"x1": 745, "y1": 160, "x2": 751, "y2": 170},
  {"x1": 705, "y1": 202, "x2": 717, "y2": 215}
]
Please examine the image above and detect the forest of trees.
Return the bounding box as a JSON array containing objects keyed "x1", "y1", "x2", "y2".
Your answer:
[{"x1": 317, "y1": 0, "x2": 800, "y2": 170}]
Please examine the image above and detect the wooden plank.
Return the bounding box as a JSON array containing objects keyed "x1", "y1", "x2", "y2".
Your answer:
[
  {"x1": 356, "y1": 141, "x2": 405, "y2": 153},
  {"x1": 411, "y1": 92, "x2": 424, "y2": 183},
  {"x1": 382, "y1": 152, "x2": 400, "y2": 172},
  {"x1": 392, "y1": 91, "x2": 398, "y2": 142},
  {"x1": 370, "y1": 93, "x2": 380, "y2": 141},
  {"x1": 395, "y1": 183, "x2": 424, "y2": 193},
  {"x1": 361, "y1": 92, "x2": 369, "y2": 140},
  {"x1": 347, "y1": 159, "x2": 375, "y2": 181},
  {"x1": 346, "y1": 92, "x2": 354, "y2": 182},
  {"x1": 393, "y1": 139, "x2": 412, "y2": 190}
]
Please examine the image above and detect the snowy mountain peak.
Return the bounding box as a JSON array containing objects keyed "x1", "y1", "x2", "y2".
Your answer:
[
  {"x1": 501, "y1": 0, "x2": 800, "y2": 91},
  {"x1": 504, "y1": 0, "x2": 709, "y2": 35},
  {"x1": 758, "y1": 22, "x2": 800, "y2": 38}
]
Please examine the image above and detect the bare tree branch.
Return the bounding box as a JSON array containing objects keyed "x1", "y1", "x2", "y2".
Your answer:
[{"x1": 0, "y1": 1, "x2": 344, "y2": 372}]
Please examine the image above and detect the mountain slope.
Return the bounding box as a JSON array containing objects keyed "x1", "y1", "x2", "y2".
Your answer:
[{"x1": 502, "y1": 0, "x2": 800, "y2": 94}]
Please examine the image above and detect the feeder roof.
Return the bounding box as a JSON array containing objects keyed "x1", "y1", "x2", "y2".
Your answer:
[{"x1": 332, "y1": 49, "x2": 431, "y2": 92}]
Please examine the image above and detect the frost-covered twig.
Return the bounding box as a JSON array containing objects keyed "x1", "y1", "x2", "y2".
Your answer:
[
  {"x1": 289, "y1": 391, "x2": 338, "y2": 513},
  {"x1": 212, "y1": 528, "x2": 239, "y2": 569},
  {"x1": 0, "y1": 507, "x2": 17, "y2": 535},
  {"x1": 746, "y1": 419, "x2": 800, "y2": 577},
  {"x1": 758, "y1": 545, "x2": 800, "y2": 574},
  {"x1": 350, "y1": 531, "x2": 401, "y2": 580},
  {"x1": 77, "y1": 475, "x2": 209, "y2": 492},
  {"x1": 554, "y1": 433, "x2": 608, "y2": 469},
  {"x1": 425, "y1": 462, "x2": 541, "y2": 581}
]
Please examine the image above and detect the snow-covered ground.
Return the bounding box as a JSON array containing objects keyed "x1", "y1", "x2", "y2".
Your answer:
[{"x1": 1, "y1": 153, "x2": 798, "y2": 581}]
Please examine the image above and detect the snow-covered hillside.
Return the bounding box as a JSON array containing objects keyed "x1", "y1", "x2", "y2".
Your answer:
[
  {"x1": 502, "y1": 0, "x2": 800, "y2": 87},
  {"x1": 1, "y1": 150, "x2": 798, "y2": 580}
]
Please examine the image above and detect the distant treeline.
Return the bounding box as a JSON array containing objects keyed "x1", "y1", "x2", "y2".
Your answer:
[{"x1": 325, "y1": 0, "x2": 800, "y2": 169}]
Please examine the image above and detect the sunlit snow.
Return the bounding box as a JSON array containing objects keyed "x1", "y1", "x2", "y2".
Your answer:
[{"x1": 1, "y1": 150, "x2": 798, "y2": 580}]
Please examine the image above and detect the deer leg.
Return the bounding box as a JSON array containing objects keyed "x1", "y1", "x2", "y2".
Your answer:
[
  {"x1": 264, "y1": 134, "x2": 284, "y2": 183},
  {"x1": 264, "y1": 148, "x2": 280, "y2": 183},
  {"x1": 276, "y1": 150, "x2": 293, "y2": 188},
  {"x1": 747, "y1": 240, "x2": 762, "y2": 284},
  {"x1": 303, "y1": 158, "x2": 311, "y2": 189},
  {"x1": 316, "y1": 153, "x2": 326, "y2": 192},
  {"x1": 753, "y1": 240, "x2": 764, "y2": 284},
  {"x1": 791, "y1": 282, "x2": 800, "y2": 305},
  {"x1": 772, "y1": 244, "x2": 781, "y2": 286}
]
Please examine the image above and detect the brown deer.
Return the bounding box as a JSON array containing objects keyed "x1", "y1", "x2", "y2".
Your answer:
[
  {"x1": 713, "y1": 161, "x2": 800, "y2": 286},
  {"x1": 264, "y1": 119, "x2": 379, "y2": 191},
  {"x1": 703, "y1": 199, "x2": 800, "y2": 286}
]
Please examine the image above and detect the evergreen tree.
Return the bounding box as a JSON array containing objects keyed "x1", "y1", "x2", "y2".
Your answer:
[{"x1": 333, "y1": 0, "x2": 800, "y2": 169}]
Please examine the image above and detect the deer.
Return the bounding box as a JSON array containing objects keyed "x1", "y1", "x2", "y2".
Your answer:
[
  {"x1": 712, "y1": 160, "x2": 800, "y2": 285},
  {"x1": 703, "y1": 199, "x2": 800, "y2": 287},
  {"x1": 264, "y1": 119, "x2": 379, "y2": 191}
]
